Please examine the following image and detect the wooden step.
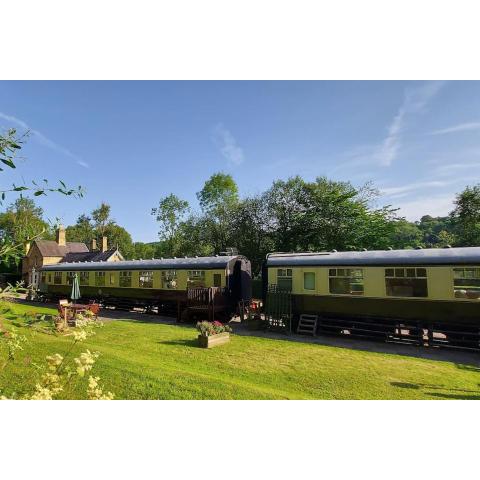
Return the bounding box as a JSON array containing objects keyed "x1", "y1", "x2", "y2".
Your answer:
[{"x1": 297, "y1": 314, "x2": 318, "y2": 336}]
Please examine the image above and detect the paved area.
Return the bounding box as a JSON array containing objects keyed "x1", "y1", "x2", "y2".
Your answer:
[{"x1": 11, "y1": 298, "x2": 480, "y2": 367}]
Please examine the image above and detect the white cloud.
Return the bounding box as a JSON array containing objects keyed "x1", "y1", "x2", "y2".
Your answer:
[
  {"x1": 434, "y1": 161, "x2": 480, "y2": 176},
  {"x1": 395, "y1": 193, "x2": 455, "y2": 220},
  {"x1": 380, "y1": 180, "x2": 450, "y2": 196},
  {"x1": 376, "y1": 81, "x2": 445, "y2": 166},
  {"x1": 76, "y1": 160, "x2": 90, "y2": 168},
  {"x1": 212, "y1": 123, "x2": 245, "y2": 166},
  {"x1": 0, "y1": 112, "x2": 86, "y2": 165},
  {"x1": 430, "y1": 121, "x2": 480, "y2": 136}
]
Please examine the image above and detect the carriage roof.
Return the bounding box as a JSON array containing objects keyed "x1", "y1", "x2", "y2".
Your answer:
[
  {"x1": 266, "y1": 247, "x2": 480, "y2": 267},
  {"x1": 40, "y1": 255, "x2": 245, "y2": 271}
]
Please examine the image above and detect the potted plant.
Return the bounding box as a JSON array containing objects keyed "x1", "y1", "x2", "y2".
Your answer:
[{"x1": 196, "y1": 320, "x2": 232, "y2": 348}]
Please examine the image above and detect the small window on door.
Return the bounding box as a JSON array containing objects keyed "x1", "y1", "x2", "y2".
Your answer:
[
  {"x1": 303, "y1": 272, "x2": 315, "y2": 290},
  {"x1": 213, "y1": 273, "x2": 222, "y2": 287}
]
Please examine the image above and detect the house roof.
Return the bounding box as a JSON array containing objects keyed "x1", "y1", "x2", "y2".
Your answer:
[
  {"x1": 266, "y1": 247, "x2": 480, "y2": 267},
  {"x1": 63, "y1": 248, "x2": 123, "y2": 263},
  {"x1": 34, "y1": 240, "x2": 89, "y2": 257},
  {"x1": 41, "y1": 255, "x2": 246, "y2": 271}
]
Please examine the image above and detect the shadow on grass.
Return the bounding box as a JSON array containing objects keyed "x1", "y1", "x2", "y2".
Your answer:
[
  {"x1": 391, "y1": 381, "x2": 480, "y2": 399},
  {"x1": 159, "y1": 339, "x2": 200, "y2": 348},
  {"x1": 426, "y1": 392, "x2": 480, "y2": 400}
]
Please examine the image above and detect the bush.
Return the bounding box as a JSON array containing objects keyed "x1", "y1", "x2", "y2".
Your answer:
[{"x1": 196, "y1": 320, "x2": 232, "y2": 337}]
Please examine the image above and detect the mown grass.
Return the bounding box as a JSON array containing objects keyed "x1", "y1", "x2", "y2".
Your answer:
[{"x1": 1, "y1": 301, "x2": 480, "y2": 399}]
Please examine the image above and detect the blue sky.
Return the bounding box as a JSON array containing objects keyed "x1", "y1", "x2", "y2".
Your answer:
[{"x1": 1, "y1": 81, "x2": 480, "y2": 242}]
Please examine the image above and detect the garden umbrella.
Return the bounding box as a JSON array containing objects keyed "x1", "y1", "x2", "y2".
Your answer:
[{"x1": 70, "y1": 273, "x2": 81, "y2": 301}]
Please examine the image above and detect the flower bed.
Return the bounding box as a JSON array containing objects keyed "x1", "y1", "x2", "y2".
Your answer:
[{"x1": 196, "y1": 321, "x2": 232, "y2": 348}]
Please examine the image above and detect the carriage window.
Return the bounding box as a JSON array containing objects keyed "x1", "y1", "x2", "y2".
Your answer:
[
  {"x1": 385, "y1": 268, "x2": 428, "y2": 297},
  {"x1": 110, "y1": 273, "x2": 115, "y2": 285},
  {"x1": 162, "y1": 270, "x2": 178, "y2": 289},
  {"x1": 95, "y1": 271, "x2": 106, "y2": 286},
  {"x1": 79, "y1": 271, "x2": 90, "y2": 286},
  {"x1": 187, "y1": 270, "x2": 206, "y2": 287},
  {"x1": 40, "y1": 272, "x2": 46, "y2": 284},
  {"x1": 48, "y1": 274, "x2": 52, "y2": 283},
  {"x1": 66, "y1": 272, "x2": 75, "y2": 285},
  {"x1": 303, "y1": 272, "x2": 315, "y2": 290},
  {"x1": 329, "y1": 268, "x2": 364, "y2": 295},
  {"x1": 119, "y1": 271, "x2": 132, "y2": 287},
  {"x1": 139, "y1": 271, "x2": 153, "y2": 288},
  {"x1": 54, "y1": 271, "x2": 62, "y2": 284},
  {"x1": 213, "y1": 273, "x2": 222, "y2": 288},
  {"x1": 453, "y1": 268, "x2": 480, "y2": 300},
  {"x1": 277, "y1": 268, "x2": 292, "y2": 291}
]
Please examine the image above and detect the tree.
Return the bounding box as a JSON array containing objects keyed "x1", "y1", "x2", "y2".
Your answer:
[
  {"x1": 1, "y1": 128, "x2": 82, "y2": 264},
  {"x1": 103, "y1": 223, "x2": 133, "y2": 258},
  {"x1": 263, "y1": 176, "x2": 398, "y2": 254},
  {"x1": 451, "y1": 185, "x2": 480, "y2": 246},
  {"x1": 230, "y1": 195, "x2": 275, "y2": 275},
  {"x1": 197, "y1": 172, "x2": 239, "y2": 211},
  {"x1": 0, "y1": 197, "x2": 52, "y2": 269},
  {"x1": 66, "y1": 205, "x2": 134, "y2": 258},
  {"x1": 66, "y1": 214, "x2": 95, "y2": 245},
  {"x1": 196, "y1": 173, "x2": 239, "y2": 253},
  {"x1": 389, "y1": 219, "x2": 423, "y2": 249},
  {"x1": 151, "y1": 194, "x2": 190, "y2": 257},
  {"x1": 92, "y1": 202, "x2": 112, "y2": 237}
]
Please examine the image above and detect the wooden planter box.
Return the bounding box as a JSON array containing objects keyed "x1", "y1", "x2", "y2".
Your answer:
[{"x1": 198, "y1": 332, "x2": 230, "y2": 348}]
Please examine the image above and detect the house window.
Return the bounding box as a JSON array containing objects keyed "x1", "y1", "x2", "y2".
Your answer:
[
  {"x1": 385, "y1": 267, "x2": 427, "y2": 297},
  {"x1": 303, "y1": 272, "x2": 315, "y2": 291},
  {"x1": 79, "y1": 271, "x2": 90, "y2": 286},
  {"x1": 453, "y1": 268, "x2": 480, "y2": 300},
  {"x1": 329, "y1": 268, "x2": 364, "y2": 295},
  {"x1": 66, "y1": 272, "x2": 75, "y2": 285},
  {"x1": 54, "y1": 272, "x2": 62, "y2": 284},
  {"x1": 139, "y1": 271, "x2": 154, "y2": 288},
  {"x1": 213, "y1": 273, "x2": 222, "y2": 288},
  {"x1": 187, "y1": 270, "x2": 206, "y2": 287},
  {"x1": 119, "y1": 271, "x2": 132, "y2": 287},
  {"x1": 95, "y1": 271, "x2": 106, "y2": 286},
  {"x1": 161, "y1": 270, "x2": 177, "y2": 289},
  {"x1": 277, "y1": 268, "x2": 292, "y2": 292}
]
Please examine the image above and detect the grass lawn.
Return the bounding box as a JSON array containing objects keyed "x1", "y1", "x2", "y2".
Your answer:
[{"x1": 1, "y1": 301, "x2": 480, "y2": 399}]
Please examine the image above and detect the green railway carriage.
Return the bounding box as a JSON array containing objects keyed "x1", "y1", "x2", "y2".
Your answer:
[
  {"x1": 39, "y1": 255, "x2": 252, "y2": 315},
  {"x1": 263, "y1": 247, "x2": 480, "y2": 346}
]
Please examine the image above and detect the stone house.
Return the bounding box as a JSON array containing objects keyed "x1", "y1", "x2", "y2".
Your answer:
[{"x1": 22, "y1": 225, "x2": 123, "y2": 286}]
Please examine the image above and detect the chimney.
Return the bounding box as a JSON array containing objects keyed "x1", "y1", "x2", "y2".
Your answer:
[
  {"x1": 91, "y1": 238, "x2": 97, "y2": 251},
  {"x1": 56, "y1": 225, "x2": 66, "y2": 246},
  {"x1": 102, "y1": 236, "x2": 108, "y2": 253}
]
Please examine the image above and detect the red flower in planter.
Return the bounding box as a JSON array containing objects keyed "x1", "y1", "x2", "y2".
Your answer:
[{"x1": 213, "y1": 321, "x2": 223, "y2": 327}]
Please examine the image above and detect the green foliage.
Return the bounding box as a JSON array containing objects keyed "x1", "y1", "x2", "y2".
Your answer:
[
  {"x1": 65, "y1": 204, "x2": 133, "y2": 257},
  {"x1": 196, "y1": 321, "x2": 232, "y2": 336},
  {"x1": 151, "y1": 194, "x2": 189, "y2": 257},
  {"x1": 65, "y1": 214, "x2": 95, "y2": 245},
  {"x1": 91, "y1": 202, "x2": 111, "y2": 237},
  {"x1": 451, "y1": 185, "x2": 480, "y2": 246},
  {"x1": 0, "y1": 198, "x2": 52, "y2": 262},
  {"x1": 196, "y1": 172, "x2": 238, "y2": 211},
  {"x1": 1, "y1": 128, "x2": 83, "y2": 264}
]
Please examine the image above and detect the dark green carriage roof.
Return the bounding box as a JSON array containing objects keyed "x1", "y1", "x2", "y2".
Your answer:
[
  {"x1": 40, "y1": 255, "x2": 245, "y2": 272},
  {"x1": 266, "y1": 247, "x2": 480, "y2": 267}
]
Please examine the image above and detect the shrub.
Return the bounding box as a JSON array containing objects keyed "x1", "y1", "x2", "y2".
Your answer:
[{"x1": 196, "y1": 320, "x2": 232, "y2": 337}]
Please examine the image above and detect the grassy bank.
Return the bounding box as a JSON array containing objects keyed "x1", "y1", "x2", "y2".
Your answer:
[{"x1": 1, "y1": 302, "x2": 479, "y2": 399}]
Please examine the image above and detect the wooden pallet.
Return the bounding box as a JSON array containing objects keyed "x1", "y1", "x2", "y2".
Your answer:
[{"x1": 297, "y1": 314, "x2": 318, "y2": 336}]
